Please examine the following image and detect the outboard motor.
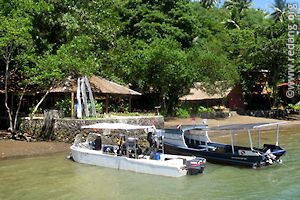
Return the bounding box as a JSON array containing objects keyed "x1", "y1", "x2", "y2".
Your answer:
[
  {"x1": 94, "y1": 135, "x2": 102, "y2": 150},
  {"x1": 126, "y1": 138, "x2": 137, "y2": 158},
  {"x1": 186, "y1": 158, "x2": 206, "y2": 175},
  {"x1": 262, "y1": 144, "x2": 287, "y2": 165},
  {"x1": 147, "y1": 132, "x2": 154, "y2": 147},
  {"x1": 126, "y1": 138, "x2": 142, "y2": 158}
]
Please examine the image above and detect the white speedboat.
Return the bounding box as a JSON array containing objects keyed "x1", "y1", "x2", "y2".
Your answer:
[{"x1": 69, "y1": 123, "x2": 206, "y2": 177}]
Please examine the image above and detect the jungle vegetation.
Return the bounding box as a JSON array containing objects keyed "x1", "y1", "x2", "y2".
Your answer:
[{"x1": 0, "y1": 0, "x2": 299, "y2": 132}]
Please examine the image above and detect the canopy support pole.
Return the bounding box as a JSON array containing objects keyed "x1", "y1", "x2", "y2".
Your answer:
[
  {"x1": 248, "y1": 129, "x2": 253, "y2": 151},
  {"x1": 276, "y1": 124, "x2": 279, "y2": 146},
  {"x1": 230, "y1": 130, "x2": 235, "y2": 154},
  {"x1": 233, "y1": 130, "x2": 236, "y2": 145},
  {"x1": 258, "y1": 128, "x2": 261, "y2": 148},
  {"x1": 205, "y1": 130, "x2": 209, "y2": 151}
]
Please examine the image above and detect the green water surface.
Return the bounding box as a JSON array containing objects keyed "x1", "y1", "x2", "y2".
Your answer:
[{"x1": 0, "y1": 126, "x2": 299, "y2": 200}]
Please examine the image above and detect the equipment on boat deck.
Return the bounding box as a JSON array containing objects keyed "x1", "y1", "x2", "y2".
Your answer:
[
  {"x1": 125, "y1": 137, "x2": 141, "y2": 158},
  {"x1": 69, "y1": 122, "x2": 206, "y2": 177}
]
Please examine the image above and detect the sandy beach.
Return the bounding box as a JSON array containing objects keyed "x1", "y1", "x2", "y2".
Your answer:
[
  {"x1": 167, "y1": 115, "x2": 300, "y2": 127},
  {"x1": 0, "y1": 140, "x2": 70, "y2": 160},
  {"x1": 0, "y1": 115, "x2": 299, "y2": 160}
]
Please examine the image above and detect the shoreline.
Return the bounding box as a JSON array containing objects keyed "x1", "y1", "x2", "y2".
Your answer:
[
  {"x1": 0, "y1": 140, "x2": 70, "y2": 160},
  {"x1": 1, "y1": 115, "x2": 299, "y2": 160}
]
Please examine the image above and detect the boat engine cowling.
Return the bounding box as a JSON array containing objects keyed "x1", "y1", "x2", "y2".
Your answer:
[
  {"x1": 186, "y1": 158, "x2": 206, "y2": 175},
  {"x1": 94, "y1": 136, "x2": 102, "y2": 150}
]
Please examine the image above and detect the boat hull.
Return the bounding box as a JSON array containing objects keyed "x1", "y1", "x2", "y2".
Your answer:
[
  {"x1": 70, "y1": 145, "x2": 204, "y2": 177},
  {"x1": 164, "y1": 143, "x2": 280, "y2": 167}
]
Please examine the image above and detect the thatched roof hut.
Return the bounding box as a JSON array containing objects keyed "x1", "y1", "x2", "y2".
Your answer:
[
  {"x1": 50, "y1": 76, "x2": 141, "y2": 96},
  {"x1": 180, "y1": 83, "x2": 231, "y2": 101},
  {"x1": 49, "y1": 75, "x2": 141, "y2": 114}
]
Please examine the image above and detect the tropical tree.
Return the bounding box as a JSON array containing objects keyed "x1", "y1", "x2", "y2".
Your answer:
[
  {"x1": 27, "y1": 0, "x2": 122, "y2": 114},
  {"x1": 1, "y1": 0, "x2": 296, "y2": 118},
  {"x1": 119, "y1": 0, "x2": 198, "y2": 48},
  {"x1": 0, "y1": 1, "x2": 34, "y2": 134},
  {"x1": 270, "y1": 0, "x2": 287, "y2": 22},
  {"x1": 188, "y1": 33, "x2": 239, "y2": 94},
  {"x1": 199, "y1": 0, "x2": 219, "y2": 9},
  {"x1": 223, "y1": 0, "x2": 252, "y2": 29},
  {"x1": 224, "y1": 0, "x2": 252, "y2": 14},
  {"x1": 108, "y1": 37, "x2": 194, "y2": 115}
]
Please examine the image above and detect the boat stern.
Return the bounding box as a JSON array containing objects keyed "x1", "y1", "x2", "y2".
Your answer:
[
  {"x1": 186, "y1": 157, "x2": 206, "y2": 175},
  {"x1": 262, "y1": 144, "x2": 287, "y2": 165}
]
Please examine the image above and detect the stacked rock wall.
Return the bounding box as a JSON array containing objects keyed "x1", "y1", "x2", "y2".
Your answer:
[{"x1": 19, "y1": 116, "x2": 164, "y2": 143}]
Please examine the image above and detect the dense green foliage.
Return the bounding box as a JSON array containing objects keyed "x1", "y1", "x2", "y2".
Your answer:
[{"x1": 0, "y1": 0, "x2": 299, "y2": 117}]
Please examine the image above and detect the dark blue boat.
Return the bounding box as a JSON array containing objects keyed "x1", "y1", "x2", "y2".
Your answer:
[{"x1": 159, "y1": 122, "x2": 287, "y2": 168}]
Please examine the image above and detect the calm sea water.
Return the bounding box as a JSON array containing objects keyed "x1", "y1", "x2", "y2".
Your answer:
[{"x1": 0, "y1": 126, "x2": 299, "y2": 200}]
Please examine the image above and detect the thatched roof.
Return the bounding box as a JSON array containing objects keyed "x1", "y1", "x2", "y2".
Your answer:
[
  {"x1": 180, "y1": 83, "x2": 231, "y2": 101},
  {"x1": 50, "y1": 75, "x2": 141, "y2": 96}
]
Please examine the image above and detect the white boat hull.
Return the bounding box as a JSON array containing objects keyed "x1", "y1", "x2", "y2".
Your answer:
[{"x1": 70, "y1": 145, "x2": 198, "y2": 177}]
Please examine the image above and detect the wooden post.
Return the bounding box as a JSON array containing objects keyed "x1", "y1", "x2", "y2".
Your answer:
[
  {"x1": 105, "y1": 94, "x2": 109, "y2": 113},
  {"x1": 128, "y1": 95, "x2": 132, "y2": 112},
  {"x1": 71, "y1": 92, "x2": 74, "y2": 118}
]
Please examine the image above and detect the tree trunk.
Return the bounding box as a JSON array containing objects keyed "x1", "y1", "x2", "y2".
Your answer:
[
  {"x1": 166, "y1": 93, "x2": 179, "y2": 116},
  {"x1": 270, "y1": 69, "x2": 279, "y2": 107},
  {"x1": 13, "y1": 88, "x2": 26, "y2": 131},
  {"x1": 41, "y1": 110, "x2": 54, "y2": 140},
  {"x1": 4, "y1": 59, "x2": 26, "y2": 135},
  {"x1": 31, "y1": 87, "x2": 52, "y2": 117},
  {"x1": 4, "y1": 61, "x2": 14, "y2": 133}
]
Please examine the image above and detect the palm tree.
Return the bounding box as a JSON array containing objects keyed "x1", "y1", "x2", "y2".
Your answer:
[
  {"x1": 223, "y1": 0, "x2": 252, "y2": 29},
  {"x1": 270, "y1": 0, "x2": 287, "y2": 22},
  {"x1": 199, "y1": 0, "x2": 219, "y2": 9},
  {"x1": 223, "y1": 7, "x2": 241, "y2": 29},
  {"x1": 224, "y1": 0, "x2": 252, "y2": 14}
]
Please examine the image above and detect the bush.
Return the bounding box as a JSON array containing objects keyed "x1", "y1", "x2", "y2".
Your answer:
[
  {"x1": 109, "y1": 98, "x2": 129, "y2": 113},
  {"x1": 29, "y1": 103, "x2": 43, "y2": 114},
  {"x1": 198, "y1": 106, "x2": 215, "y2": 113},
  {"x1": 176, "y1": 107, "x2": 190, "y2": 118},
  {"x1": 288, "y1": 104, "x2": 300, "y2": 112},
  {"x1": 55, "y1": 98, "x2": 71, "y2": 116},
  {"x1": 110, "y1": 112, "x2": 156, "y2": 116},
  {"x1": 88, "y1": 101, "x2": 103, "y2": 116}
]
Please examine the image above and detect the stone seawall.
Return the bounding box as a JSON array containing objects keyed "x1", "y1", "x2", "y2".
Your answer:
[
  {"x1": 237, "y1": 110, "x2": 288, "y2": 119},
  {"x1": 19, "y1": 116, "x2": 164, "y2": 143}
]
